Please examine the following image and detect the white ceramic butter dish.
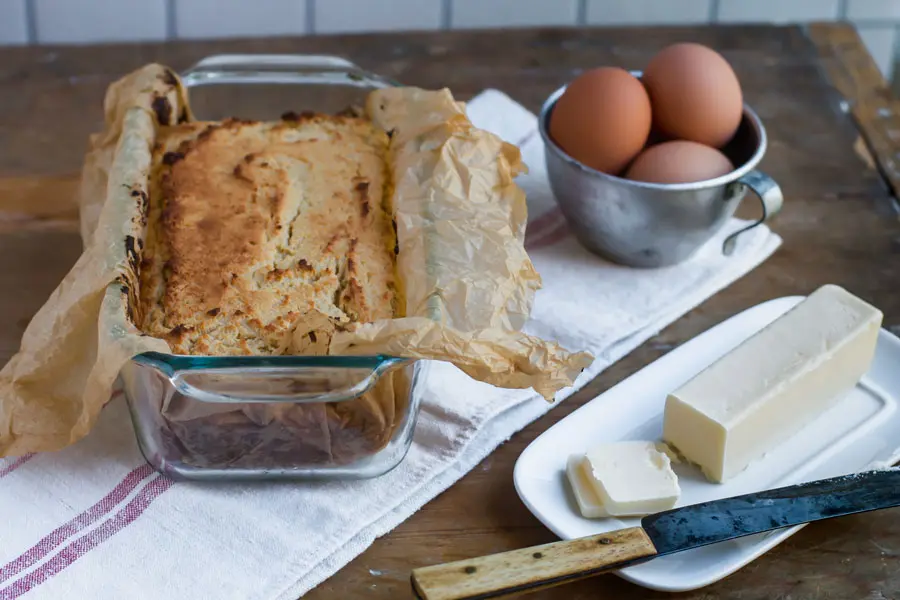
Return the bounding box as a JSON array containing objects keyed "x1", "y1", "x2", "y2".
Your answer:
[{"x1": 514, "y1": 295, "x2": 900, "y2": 592}]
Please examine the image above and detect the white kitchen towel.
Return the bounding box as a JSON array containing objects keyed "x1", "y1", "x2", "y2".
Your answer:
[{"x1": 0, "y1": 90, "x2": 781, "y2": 600}]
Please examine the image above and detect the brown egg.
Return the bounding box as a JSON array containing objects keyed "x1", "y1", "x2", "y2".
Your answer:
[
  {"x1": 643, "y1": 43, "x2": 743, "y2": 148},
  {"x1": 625, "y1": 140, "x2": 734, "y2": 184},
  {"x1": 549, "y1": 67, "x2": 652, "y2": 175}
]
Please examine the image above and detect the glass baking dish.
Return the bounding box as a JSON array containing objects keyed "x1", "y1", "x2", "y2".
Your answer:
[{"x1": 119, "y1": 54, "x2": 427, "y2": 482}]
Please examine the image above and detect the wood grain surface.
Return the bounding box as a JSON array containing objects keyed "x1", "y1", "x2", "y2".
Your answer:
[
  {"x1": 1, "y1": 23, "x2": 899, "y2": 600},
  {"x1": 810, "y1": 23, "x2": 900, "y2": 206}
]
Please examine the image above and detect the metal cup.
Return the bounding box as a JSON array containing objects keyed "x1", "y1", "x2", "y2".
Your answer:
[{"x1": 538, "y1": 81, "x2": 783, "y2": 268}]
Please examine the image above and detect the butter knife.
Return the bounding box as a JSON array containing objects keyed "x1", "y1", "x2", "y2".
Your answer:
[{"x1": 411, "y1": 468, "x2": 900, "y2": 600}]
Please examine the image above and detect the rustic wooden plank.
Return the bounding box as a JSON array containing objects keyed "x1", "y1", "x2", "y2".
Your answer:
[
  {"x1": 0, "y1": 230, "x2": 82, "y2": 359},
  {"x1": 0, "y1": 174, "x2": 79, "y2": 232},
  {"x1": 0, "y1": 25, "x2": 888, "y2": 199},
  {"x1": 0, "y1": 23, "x2": 898, "y2": 600},
  {"x1": 809, "y1": 22, "x2": 900, "y2": 206},
  {"x1": 0, "y1": 174, "x2": 79, "y2": 214}
]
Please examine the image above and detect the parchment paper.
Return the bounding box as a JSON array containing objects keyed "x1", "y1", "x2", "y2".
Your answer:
[{"x1": 0, "y1": 65, "x2": 593, "y2": 457}]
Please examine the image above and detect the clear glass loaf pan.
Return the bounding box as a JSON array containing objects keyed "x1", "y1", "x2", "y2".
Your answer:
[{"x1": 119, "y1": 55, "x2": 426, "y2": 482}]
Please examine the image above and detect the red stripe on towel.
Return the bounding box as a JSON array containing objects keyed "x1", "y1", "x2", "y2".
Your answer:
[
  {"x1": 1, "y1": 474, "x2": 172, "y2": 598},
  {"x1": 525, "y1": 209, "x2": 566, "y2": 247},
  {"x1": 0, "y1": 455, "x2": 35, "y2": 479},
  {"x1": 0, "y1": 464, "x2": 155, "y2": 584},
  {"x1": 526, "y1": 220, "x2": 571, "y2": 251},
  {"x1": 527, "y1": 207, "x2": 564, "y2": 234}
]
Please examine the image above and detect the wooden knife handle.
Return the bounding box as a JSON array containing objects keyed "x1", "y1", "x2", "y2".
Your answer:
[{"x1": 410, "y1": 527, "x2": 658, "y2": 600}]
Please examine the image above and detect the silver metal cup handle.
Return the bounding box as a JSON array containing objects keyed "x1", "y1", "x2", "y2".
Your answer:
[{"x1": 722, "y1": 170, "x2": 784, "y2": 255}]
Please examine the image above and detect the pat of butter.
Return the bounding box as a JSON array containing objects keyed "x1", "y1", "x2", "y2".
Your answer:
[
  {"x1": 663, "y1": 284, "x2": 883, "y2": 484},
  {"x1": 567, "y1": 441, "x2": 680, "y2": 518},
  {"x1": 566, "y1": 455, "x2": 608, "y2": 518}
]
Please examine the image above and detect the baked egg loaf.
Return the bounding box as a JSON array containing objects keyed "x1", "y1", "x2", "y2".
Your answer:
[{"x1": 139, "y1": 113, "x2": 398, "y2": 355}]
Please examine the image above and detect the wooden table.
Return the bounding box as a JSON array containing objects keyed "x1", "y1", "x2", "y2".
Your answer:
[{"x1": 2, "y1": 22, "x2": 899, "y2": 600}]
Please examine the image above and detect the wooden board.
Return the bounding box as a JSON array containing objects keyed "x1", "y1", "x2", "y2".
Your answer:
[
  {"x1": 809, "y1": 22, "x2": 900, "y2": 209},
  {"x1": 1, "y1": 23, "x2": 899, "y2": 600}
]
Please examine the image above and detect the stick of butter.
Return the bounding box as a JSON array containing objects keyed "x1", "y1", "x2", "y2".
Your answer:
[
  {"x1": 566, "y1": 441, "x2": 680, "y2": 518},
  {"x1": 664, "y1": 284, "x2": 883, "y2": 484}
]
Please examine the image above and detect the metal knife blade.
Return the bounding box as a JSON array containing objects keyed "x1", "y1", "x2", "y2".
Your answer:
[{"x1": 643, "y1": 468, "x2": 900, "y2": 557}]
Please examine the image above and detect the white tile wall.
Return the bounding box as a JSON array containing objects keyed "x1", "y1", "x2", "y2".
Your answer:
[
  {"x1": 34, "y1": 0, "x2": 167, "y2": 44},
  {"x1": 717, "y1": 0, "x2": 841, "y2": 23},
  {"x1": 453, "y1": 0, "x2": 578, "y2": 29},
  {"x1": 587, "y1": 0, "x2": 712, "y2": 25},
  {"x1": 314, "y1": 0, "x2": 441, "y2": 33},
  {"x1": 857, "y1": 26, "x2": 897, "y2": 77},
  {"x1": 175, "y1": 0, "x2": 306, "y2": 39},
  {"x1": 0, "y1": 0, "x2": 28, "y2": 45},
  {"x1": 847, "y1": 0, "x2": 900, "y2": 22},
  {"x1": 8, "y1": 0, "x2": 900, "y2": 82}
]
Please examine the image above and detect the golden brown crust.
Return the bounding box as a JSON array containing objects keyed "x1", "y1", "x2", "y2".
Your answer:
[{"x1": 139, "y1": 114, "x2": 397, "y2": 355}]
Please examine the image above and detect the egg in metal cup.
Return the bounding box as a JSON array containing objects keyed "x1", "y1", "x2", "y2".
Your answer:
[{"x1": 538, "y1": 75, "x2": 783, "y2": 269}]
